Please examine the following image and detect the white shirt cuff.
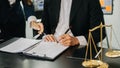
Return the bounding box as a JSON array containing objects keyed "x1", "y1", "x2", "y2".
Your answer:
[
  {"x1": 27, "y1": 16, "x2": 37, "y2": 24},
  {"x1": 76, "y1": 36, "x2": 87, "y2": 47}
]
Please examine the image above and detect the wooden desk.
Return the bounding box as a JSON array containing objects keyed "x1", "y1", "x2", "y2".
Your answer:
[{"x1": 0, "y1": 38, "x2": 120, "y2": 68}]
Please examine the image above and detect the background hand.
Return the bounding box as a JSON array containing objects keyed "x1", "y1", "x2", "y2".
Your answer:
[{"x1": 30, "y1": 21, "x2": 44, "y2": 34}]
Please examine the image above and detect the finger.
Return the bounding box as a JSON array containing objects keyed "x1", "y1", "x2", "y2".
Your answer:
[
  {"x1": 60, "y1": 40, "x2": 71, "y2": 46},
  {"x1": 38, "y1": 23, "x2": 44, "y2": 33},
  {"x1": 61, "y1": 37, "x2": 79, "y2": 46},
  {"x1": 60, "y1": 37, "x2": 71, "y2": 45},
  {"x1": 59, "y1": 36, "x2": 69, "y2": 43},
  {"x1": 59, "y1": 34, "x2": 70, "y2": 42},
  {"x1": 38, "y1": 23, "x2": 44, "y2": 34},
  {"x1": 31, "y1": 21, "x2": 40, "y2": 30},
  {"x1": 44, "y1": 35, "x2": 52, "y2": 42},
  {"x1": 59, "y1": 35, "x2": 74, "y2": 46},
  {"x1": 50, "y1": 34, "x2": 56, "y2": 42},
  {"x1": 45, "y1": 35, "x2": 56, "y2": 42},
  {"x1": 58, "y1": 34, "x2": 67, "y2": 41}
]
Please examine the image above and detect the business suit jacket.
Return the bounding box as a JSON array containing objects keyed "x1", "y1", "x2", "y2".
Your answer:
[
  {"x1": 42, "y1": 0, "x2": 106, "y2": 44},
  {"x1": 0, "y1": 0, "x2": 34, "y2": 41}
]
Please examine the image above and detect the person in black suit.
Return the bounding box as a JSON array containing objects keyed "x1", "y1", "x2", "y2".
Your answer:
[
  {"x1": 0, "y1": 0, "x2": 34, "y2": 43},
  {"x1": 31, "y1": 0, "x2": 106, "y2": 46},
  {"x1": 29, "y1": 0, "x2": 106, "y2": 59}
]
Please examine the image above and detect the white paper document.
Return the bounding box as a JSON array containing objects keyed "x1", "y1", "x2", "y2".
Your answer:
[
  {"x1": 0, "y1": 38, "x2": 40, "y2": 53},
  {"x1": 0, "y1": 38, "x2": 69, "y2": 60},
  {"x1": 24, "y1": 41, "x2": 69, "y2": 59}
]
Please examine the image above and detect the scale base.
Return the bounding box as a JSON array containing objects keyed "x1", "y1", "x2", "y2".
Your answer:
[
  {"x1": 106, "y1": 50, "x2": 120, "y2": 57},
  {"x1": 82, "y1": 60, "x2": 109, "y2": 68}
]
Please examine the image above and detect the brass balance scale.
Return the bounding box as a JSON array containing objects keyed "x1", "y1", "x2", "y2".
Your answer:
[
  {"x1": 105, "y1": 25, "x2": 120, "y2": 57},
  {"x1": 82, "y1": 23, "x2": 120, "y2": 68}
]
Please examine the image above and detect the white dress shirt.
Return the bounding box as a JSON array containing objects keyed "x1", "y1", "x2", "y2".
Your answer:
[
  {"x1": 54, "y1": 0, "x2": 73, "y2": 39},
  {"x1": 54, "y1": 0, "x2": 87, "y2": 46}
]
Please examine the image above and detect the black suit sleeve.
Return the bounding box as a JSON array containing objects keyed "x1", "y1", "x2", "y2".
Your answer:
[
  {"x1": 41, "y1": 0, "x2": 51, "y2": 34},
  {"x1": 84, "y1": 0, "x2": 106, "y2": 44}
]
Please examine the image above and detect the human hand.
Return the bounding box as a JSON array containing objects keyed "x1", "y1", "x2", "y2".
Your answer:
[
  {"x1": 44, "y1": 34, "x2": 58, "y2": 42},
  {"x1": 30, "y1": 21, "x2": 44, "y2": 34},
  {"x1": 58, "y1": 34, "x2": 79, "y2": 46}
]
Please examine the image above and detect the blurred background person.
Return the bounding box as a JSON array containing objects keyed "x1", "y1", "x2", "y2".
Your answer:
[{"x1": 0, "y1": 0, "x2": 34, "y2": 43}]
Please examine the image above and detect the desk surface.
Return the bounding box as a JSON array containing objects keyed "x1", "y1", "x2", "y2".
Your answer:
[{"x1": 0, "y1": 38, "x2": 120, "y2": 68}]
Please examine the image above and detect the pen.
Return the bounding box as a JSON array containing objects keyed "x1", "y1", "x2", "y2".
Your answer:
[
  {"x1": 57, "y1": 28, "x2": 70, "y2": 42},
  {"x1": 33, "y1": 34, "x2": 40, "y2": 39},
  {"x1": 65, "y1": 28, "x2": 70, "y2": 34},
  {"x1": 33, "y1": 33, "x2": 46, "y2": 39}
]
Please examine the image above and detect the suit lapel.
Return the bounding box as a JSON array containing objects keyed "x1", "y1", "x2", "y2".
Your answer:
[
  {"x1": 50, "y1": 0, "x2": 61, "y2": 33},
  {"x1": 70, "y1": 0, "x2": 81, "y2": 23},
  {"x1": 53, "y1": 0, "x2": 61, "y2": 25},
  {"x1": 56, "y1": 0, "x2": 61, "y2": 23},
  {"x1": 55, "y1": 0, "x2": 81, "y2": 24}
]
